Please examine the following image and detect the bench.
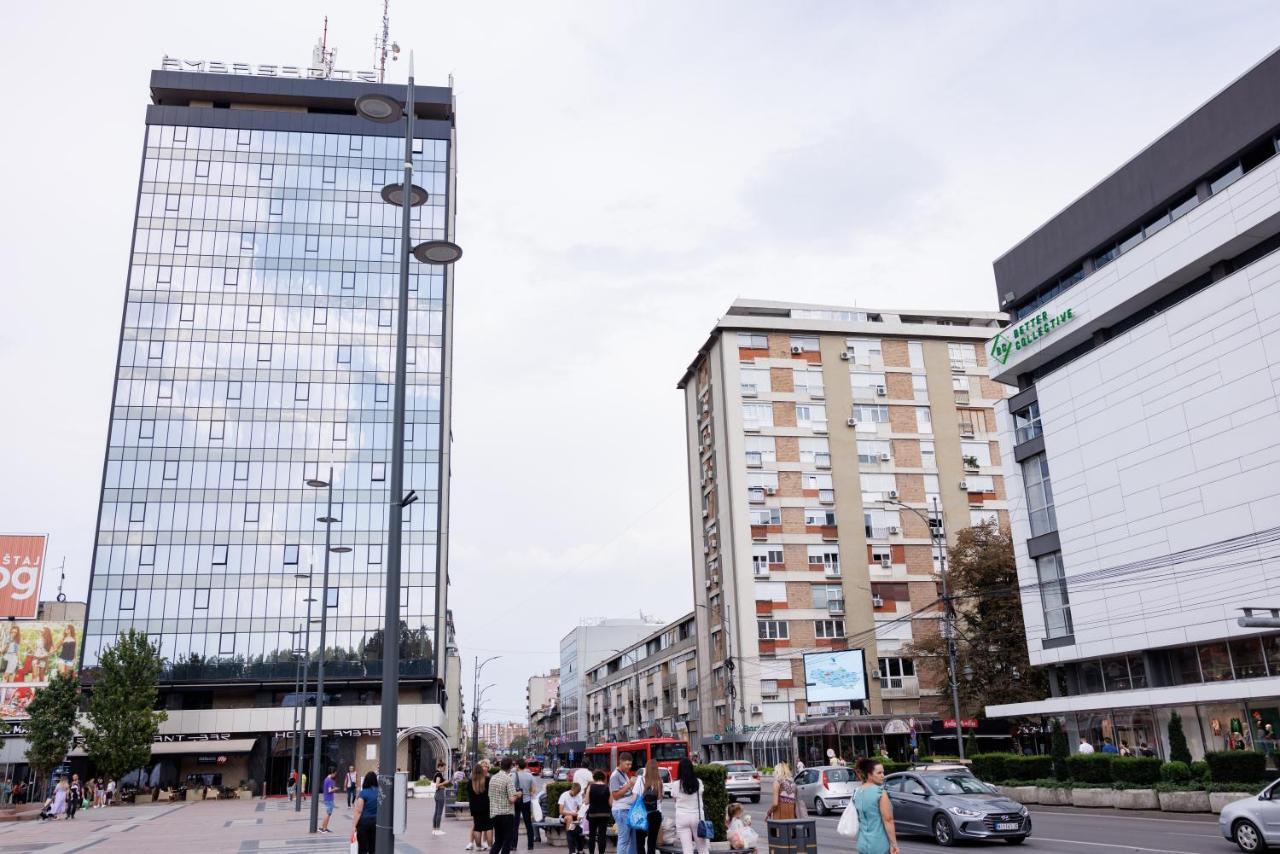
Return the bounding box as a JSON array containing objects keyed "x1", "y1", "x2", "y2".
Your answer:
[
  {"x1": 447, "y1": 801, "x2": 471, "y2": 820},
  {"x1": 534, "y1": 819, "x2": 566, "y2": 846}
]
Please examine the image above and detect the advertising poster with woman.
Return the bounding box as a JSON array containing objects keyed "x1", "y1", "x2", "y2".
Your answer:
[{"x1": 0, "y1": 620, "x2": 79, "y2": 720}]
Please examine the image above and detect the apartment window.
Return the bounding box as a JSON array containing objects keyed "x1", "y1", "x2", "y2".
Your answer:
[
  {"x1": 1022, "y1": 453, "x2": 1057, "y2": 536},
  {"x1": 257, "y1": 343, "x2": 272, "y2": 362},
  {"x1": 857, "y1": 440, "x2": 890, "y2": 465},
  {"x1": 871, "y1": 545, "x2": 893, "y2": 566},
  {"x1": 162, "y1": 460, "x2": 178, "y2": 481},
  {"x1": 337, "y1": 345, "x2": 352, "y2": 365},
  {"x1": 911, "y1": 374, "x2": 929, "y2": 402},
  {"x1": 120, "y1": 589, "x2": 136, "y2": 611},
  {"x1": 212, "y1": 544, "x2": 228, "y2": 565},
  {"x1": 962, "y1": 440, "x2": 992, "y2": 468},
  {"x1": 294, "y1": 382, "x2": 310, "y2": 402},
  {"x1": 804, "y1": 507, "x2": 836, "y2": 526},
  {"x1": 852, "y1": 405, "x2": 889, "y2": 430},
  {"x1": 845, "y1": 338, "x2": 881, "y2": 365},
  {"x1": 948, "y1": 342, "x2": 977, "y2": 369},
  {"x1": 916, "y1": 407, "x2": 932, "y2": 434},
  {"x1": 378, "y1": 309, "x2": 392, "y2": 327},
  {"x1": 808, "y1": 546, "x2": 840, "y2": 576},
  {"x1": 851, "y1": 372, "x2": 886, "y2": 397},
  {"x1": 796, "y1": 403, "x2": 827, "y2": 431},
  {"x1": 333, "y1": 422, "x2": 348, "y2": 442},
  {"x1": 194, "y1": 588, "x2": 209, "y2": 609},
  {"x1": 801, "y1": 472, "x2": 833, "y2": 494},
  {"x1": 740, "y1": 367, "x2": 770, "y2": 396},
  {"x1": 244, "y1": 503, "x2": 260, "y2": 523},
  {"x1": 147, "y1": 341, "x2": 164, "y2": 360},
  {"x1": 924, "y1": 474, "x2": 941, "y2": 508},
  {"x1": 815, "y1": 620, "x2": 845, "y2": 639},
  {"x1": 372, "y1": 462, "x2": 387, "y2": 482},
  {"x1": 234, "y1": 461, "x2": 249, "y2": 481},
  {"x1": 219, "y1": 633, "x2": 235, "y2": 655},
  {"x1": 878, "y1": 657, "x2": 915, "y2": 689},
  {"x1": 743, "y1": 403, "x2": 773, "y2": 429},
  {"x1": 750, "y1": 507, "x2": 781, "y2": 526},
  {"x1": 375, "y1": 384, "x2": 390, "y2": 403},
  {"x1": 747, "y1": 471, "x2": 778, "y2": 502},
  {"x1": 864, "y1": 508, "x2": 900, "y2": 538},
  {"x1": 966, "y1": 474, "x2": 995, "y2": 494},
  {"x1": 247, "y1": 305, "x2": 262, "y2": 324},
  {"x1": 799, "y1": 437, "x2": 830, "y2": 466},
  {"x1": 789, "y1": 336, "x2": 820, "y2": 353},
  {"x1": 757, "y1": 620, "x2": 789, "y2": 640},
  {"x1": 129, "y1": 502, "x2": 146, "y2": 523},
  {"x1": 139, "y1": 420, "x2": 155, "y2": 440},
  {"x1": 744, "y1": 435, "x2": 776, "y2": 466},
  {"x1": 1014, "y1": 401, "x2": 1042, "y2": 444},
  {"x1": 970, "y1": 509, "x2": 999, "y2": 526},
  {"x1": 794, "y1": 368, "x2": 824, "y2": 396},
  {"x1": 907, "y1": 341, "x2": 924, "y2": 370},
  {"x1": 952, "y1": 375, "x2": 971, "y2": 401},
  {"x1": 920, "y1": 440, "x2": 935, "y2": 469},
  {"x1": 860, "y1": 473, "x2": 897, "y2": 503},
  {"x1": 752, "y1": 547, "x2": 783, "y2": 576},
  {"x1": 1035, "y1": 551, "x2": 1072, "y2": 639},
  {"x1": 139, "y1": 545, "x2": 155, "y2": 566},
  {"x1": 368, "y1": 543, "x2": 383, "y2": 565},
  {"x1": 738, "y1": 332, "x2": 768, "y2": 350},
  {"x1": 224, "y1": 267, "x2": 239, "y2": 286},
  {"x1": 811, "y1": 584, "x2": 843, "y2": 608},
  {"x1": 227, "y1": 381, "x2": 242, "y2": 401}
]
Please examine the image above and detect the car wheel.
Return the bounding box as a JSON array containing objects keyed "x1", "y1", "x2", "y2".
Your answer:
[
  {"x1": 933, "y1": 814, "x2": 956, "y2": 847},
  {"x1": 1234, "y1": 820, "x2": 1267, "y2": 852},
  {"x1": 750, "y1": 795, "x2": 760, "y2": 804},
  {"x1": 1005, "y1": 837, "x2": 1027, "y2": 846},
  {"x1": 814, "y1": 797, "x2": 828, "y2": 816}
]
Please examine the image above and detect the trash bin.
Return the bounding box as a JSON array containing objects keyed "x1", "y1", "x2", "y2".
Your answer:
[{"x1": 766, "y1": 818, "x2": 818, "y2": 854}]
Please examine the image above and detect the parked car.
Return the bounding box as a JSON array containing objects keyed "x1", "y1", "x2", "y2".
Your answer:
[
  {"x1": 884, "y1": 769, "x2": 1031, "y2": 846},
  {"x1": 1220, "y1": 778, "x2": 1280, "y2": 851},
  {"x1": 794, "y1": 765, "x2": 857, "y2": 816},
  {"x1": 657, "y1": 766, "x2": 674, "y2": 798},
  {"x1": 554, "y1": 767, "x2": 571, "y2": 782},
  {"x1": 709, "y1": 760, "x2": 761, "y2": 803}
]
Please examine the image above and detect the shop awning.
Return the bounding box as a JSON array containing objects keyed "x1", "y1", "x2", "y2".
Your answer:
[
  {"x1": 794, "y1": 720, "x2": 837, "y2": 736},
  {"x1": 70, "y1": 738, "x2": 257, "y2": 758},
  {"x1": 839, "y1": 719, "x2": 884, "y2": 737}
]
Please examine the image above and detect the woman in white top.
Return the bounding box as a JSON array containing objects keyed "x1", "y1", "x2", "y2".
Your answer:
[{"x1": 672, "y1": 758, "x2": 708, "y2": 854}]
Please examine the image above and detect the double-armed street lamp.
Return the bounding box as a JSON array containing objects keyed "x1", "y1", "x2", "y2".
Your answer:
[
  {"x1": 471, "y1": 655, "x2": 501, "y2": 764},
  {"x1": 353, "y1": 56, "x2": 463, "y2": 851},
  {"x1": 306, "y1": 466, "x2": 352, "y2": 833}
]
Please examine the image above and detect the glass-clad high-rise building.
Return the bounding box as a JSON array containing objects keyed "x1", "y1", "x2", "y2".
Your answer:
[{"x1": 82, "y1": 67, "x2": 457, "y2": 790}]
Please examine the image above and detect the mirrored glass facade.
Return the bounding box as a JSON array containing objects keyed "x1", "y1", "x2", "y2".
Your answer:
[{"x1": 85, "y1": 115, "x2": 451, "y2": 686}]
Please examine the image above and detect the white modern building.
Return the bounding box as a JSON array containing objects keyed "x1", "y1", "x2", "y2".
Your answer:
[
  {"x1": 555, "y1": 617, "x2": 666, "y2": 762},
  {"x1": 985, "y1": 49, "x2": 1280, "y2": 761}
]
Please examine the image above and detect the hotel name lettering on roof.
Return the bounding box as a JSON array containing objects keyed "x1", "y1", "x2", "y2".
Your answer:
[{"x1": 161, "y1": 56, "x2": 380, "y2": 83}]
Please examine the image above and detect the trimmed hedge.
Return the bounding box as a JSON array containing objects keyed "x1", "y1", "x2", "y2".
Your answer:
[
  {"x1": 880, "y1": 760, "x2": 910, "y2": 775},
  {"x1": 1205, "y1": 751, "x2": 1267, "y2": 783},
  {"x1": 695, "y1": 764, "x2": 728, "y2": 842},
  {"x1": 458, "y1": 779, "x2": 471, "y2": 803},
  {"x1": 1065, "y1": 753, "x2": 1112, "y2": 783},
  {"x1": 1160, "y1": 761, "x2": 1191, "y2": 783},
  {"x1": 1189, "y1": 760, "x2": 1209, "y2": 781},
  {"x1": 545, "y1": 782, "x2": 571, "y2": 818},
  {"x1": 968, "y1": 753, "x2": 1010, "y2": 782},
  {"x1": 1004, "y1": 755, "x2": 1053, "y2": 781},
  {"x1": 1110, "y1": 756, "x2": 1161, "y2": 785}
]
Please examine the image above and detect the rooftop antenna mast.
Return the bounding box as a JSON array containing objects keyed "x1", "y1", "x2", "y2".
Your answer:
[
  {"x1": 375, "y1": 0, "x2": 400, "y2": 83},
  {"x1": 312, "y1": 16, "x2": 337, "y2": 78},
  {"x1": 55, "y1": 557, "x2": 66, "y2": 603}
]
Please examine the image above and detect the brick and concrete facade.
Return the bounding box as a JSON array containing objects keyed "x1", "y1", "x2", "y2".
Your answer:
[{"x1": 678, "y1": 300, "x2": 1008, "y2": 757}]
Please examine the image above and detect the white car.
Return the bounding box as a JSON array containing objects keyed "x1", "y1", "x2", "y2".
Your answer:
[{"x1": 1219, "y1": 779, "x2": 1280, "y2": 851}]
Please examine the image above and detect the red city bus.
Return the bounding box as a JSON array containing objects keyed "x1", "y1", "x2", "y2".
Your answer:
[{"x1": 584, "y1": 737, "x2": 690, "y2": 779}]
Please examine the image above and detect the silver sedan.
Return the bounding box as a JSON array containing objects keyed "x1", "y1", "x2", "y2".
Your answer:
[{"x1": 1220, "y1": 780, "x2": 1280, "y2": 851}]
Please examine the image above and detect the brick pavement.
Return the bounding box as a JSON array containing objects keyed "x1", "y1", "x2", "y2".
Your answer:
[{"x1": 0, "y1": 795, "x2": 471, "y2": 853}]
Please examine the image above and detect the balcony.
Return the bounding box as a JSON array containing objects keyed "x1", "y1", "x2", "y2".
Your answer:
[
  {"x1": 827, "y1": 599, "x2": 846, "y2": 616},
  {"x1": 741, "y1": 383, "x2": 758, "y2": 398},
  {"x1": 818, "y1": 489, "x2": 835, "y2": 504},
  {"x1": 746, "y1": 451, "x2": 763, "y2": 468},
  {"x1": 958, "y1": 421, "x2": 976, "y2": 438},
  {"x1": 814, "y1": 452, "x2": 832, "y2": 469},
  {"x1": 879, "y1": 675, "x2": 921, "y2": 700}
]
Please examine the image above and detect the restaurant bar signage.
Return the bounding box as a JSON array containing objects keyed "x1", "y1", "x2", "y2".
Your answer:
[
  {"x1": 943, "y1": 718, "x2": 980, "y2": 730},
  {"x1": 989, "y1": 307, "x2": 1075, "y2": 366}
]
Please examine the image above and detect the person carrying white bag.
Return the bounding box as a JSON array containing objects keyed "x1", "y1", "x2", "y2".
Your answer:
[{"x1": 837, "y1": 758, "x2": 898, "y2": 854}]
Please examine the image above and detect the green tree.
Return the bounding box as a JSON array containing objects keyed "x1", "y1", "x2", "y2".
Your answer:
[
  {"x1": 82, "y1": 630, "x2": 168, "y2": 780},
  {"x1": 24, "y1": 671, "x2": 80, "y2": 797},
  {"x1": 1050, "y1": 718, "x2": 1070, "y2": 779},
  {"x1": 508, "y1": 735, "x2": 531, "y2": 755},
  {"x1": 905, "y1": 522, "x2": 1045, "y2": 714},
  {"x1": 1168, "y1": 710, "x2": 1192, "y2": 764}
]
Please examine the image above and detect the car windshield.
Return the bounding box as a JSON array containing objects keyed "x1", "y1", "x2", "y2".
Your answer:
[
  {"x1": 823, "y1": 768, "x2": 852, "y2": 783},
  {"x1": 724, "y1": 763, "x2": 754, "y2": 774},
  {"x1": 924, "y1": 774, "x2": 993, "y2": 795}
]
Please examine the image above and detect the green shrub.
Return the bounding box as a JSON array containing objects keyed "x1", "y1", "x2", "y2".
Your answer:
[
  {"x1": 1003, "y1": 755, "x2": 1053, "y2": 781},
  {"x1": 1064, "y1": 754, "x2": 1112, "y2": 783},
  {"x1": 1110, "y1": 756, "x2": 1161, "y2": 785},
  {"x1": 968, "y1": 753, "x2": 1010, "y2": 782},
  {"x1": 880, "y1": 760, "x2": 910, "y2": 775},
  {"x1": 1050, "y1": 719, "x2": 1070, "y2": 780},
  {"x1": 1154, "y1": 779, "x2": 1204, "y2": 793},
  {"x1": 1205, "y1": 751, "x2": 1267, "y2": 783},
  {"x1": 458, "y1": 779, "x2": 471, "y2": 803},
  {"x1": 1189, "y1": 760, "x2": 1209, "y2": 781},
  {"x1": 695, "y1": 764, "x2": 728, "y2": 842},
  {"x1": 1167, "y1": 711, "x2": 1192, "y2": 765},
  {"x1": 1160, "y1": 761, "x2": 1191, "y2": 783},
  {"x1": 544, "y1": 782, "x2": 571, "y2": 818}
]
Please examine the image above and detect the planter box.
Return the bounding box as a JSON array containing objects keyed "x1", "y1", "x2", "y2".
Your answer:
[
  {"x1": 237, "y1": 790, "x2": 252, "y2": 800},
  {"x1": 1071, "y1": 788, "x2": 1116, "y2": 808},
  {"x1": 997, "y1": 786, "x2": 1038, "y2": 804},
  {"x1": 1114, "y1": 789, "x2": 1158, "y2": 810},
  {"x1": 1036, "y1": 787, "x2": 1072, "y2": 805},
  {"x1": 1158, "y1": 791, "x2": 1210, "y2": 813},
  {"x1": 1210, "y1": 792, "x2": 1255, "y2": 814}
]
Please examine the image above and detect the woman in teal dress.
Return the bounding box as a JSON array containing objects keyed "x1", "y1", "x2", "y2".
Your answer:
[{"x1": 852, "y1": 758, "x2": 898, "y2": 854}]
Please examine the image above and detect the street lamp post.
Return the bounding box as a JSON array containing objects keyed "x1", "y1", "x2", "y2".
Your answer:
[
  {"x1": 289, "y1": 628, "x2": 305, "y2": 798},
  {"x1": 887, "y1": 496, "x2": 966, "y2": 760},
  {"x1": 471, "y1": 656, "x2": 501, "y2": 764},
  {"x1": 296, "y1": 572, "x2": 315, "y2": 810},
  {"x1": 307, "y1": 467, "x2": 352, "y2": 833},
  {"x1": 354, "y1": 58, "x2": 463, "y2": 852}
]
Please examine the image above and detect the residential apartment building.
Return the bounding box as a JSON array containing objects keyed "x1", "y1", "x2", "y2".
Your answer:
[
  {"x1": 984, "y1": 49, "x2": 1280, "y2": 761},
  {"x1": 556, "y1": 617, "x2": 666, "y2": 761},
  {"x1": 678, "y1": 300, "x2": 1008, "y2": 759},
  {"x1": 81, "y1": 66, "x2": 459, "y2": 791},
  {"x1": 583, "y1": 613, "x2": 698, "y2": 746},
  {"x1": 528, "y1": 669, "x2": 560, "y2": 720},
  {"x1": 477, "y1": 721, "x2": 528, "y2": 753}
]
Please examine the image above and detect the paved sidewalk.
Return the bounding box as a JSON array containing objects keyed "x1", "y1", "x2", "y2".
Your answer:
[{"x1": 0, "y1": 796, "x2": 471, "y2": 853}]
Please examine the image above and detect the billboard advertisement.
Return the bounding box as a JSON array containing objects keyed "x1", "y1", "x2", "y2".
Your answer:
[
  {"x1": 0, "y1": 535, "x2": 46, "y2": 619},
  {"x1": 1, "y1": 620, "x2": 80, "y2": 721},
  {"x1": 802, "y1": 649, "x2": 869, "y2": 704}
]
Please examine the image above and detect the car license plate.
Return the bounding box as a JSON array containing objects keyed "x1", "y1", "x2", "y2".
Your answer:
[{"x1": 996, "y1": 821, "x2": 1020, "y2": 831}]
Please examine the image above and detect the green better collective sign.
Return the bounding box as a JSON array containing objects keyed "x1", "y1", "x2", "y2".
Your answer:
[{"x1": 989, "y1": 307, "x2": 1075, "y2": 365}]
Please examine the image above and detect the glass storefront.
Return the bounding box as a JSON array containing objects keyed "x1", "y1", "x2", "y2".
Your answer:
[{"x1": 1045, "y1": 700, "x2": 1280, "y2": 762}]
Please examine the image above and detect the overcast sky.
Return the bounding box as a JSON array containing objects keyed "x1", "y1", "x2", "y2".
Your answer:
[{"x1": 2, "y1": 1, "x2": 1279, "y2": 725}]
